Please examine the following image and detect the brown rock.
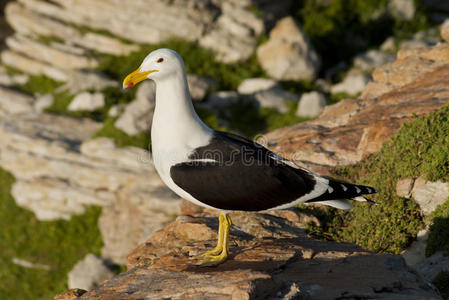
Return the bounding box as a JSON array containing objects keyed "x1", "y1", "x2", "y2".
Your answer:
[
  {"x1": 396, "y1": 178, "x2": 415, "y2": 198},
  {"x1": 54, "y1": 288, "x2": 86, "y2": 300},
  {"x1": 441, "y1": 24, "x2": 449, "y2": 43},
  {"x1": 77, "y1": 212, "x2": 440, "y2": 299},
  {"x1": 264, "y1": 65, "x2": 449, "y2": 171}
]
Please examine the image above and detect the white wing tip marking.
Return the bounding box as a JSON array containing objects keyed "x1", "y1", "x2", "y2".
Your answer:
[
  {"x1": 341, "y1": 184, "x2": 348, "y2": 191},
  {"x1": 355, "y1": 187, "x2": 361, "y2": 193}
]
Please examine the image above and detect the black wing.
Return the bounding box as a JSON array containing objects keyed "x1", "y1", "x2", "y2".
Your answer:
[{"x1": 170, "y1": 131, "x2": 317, "y2": 211}]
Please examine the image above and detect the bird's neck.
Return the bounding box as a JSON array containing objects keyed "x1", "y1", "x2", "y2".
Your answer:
[{"x1": 152, "y1": 72, "x2": 212, "y2": 153}]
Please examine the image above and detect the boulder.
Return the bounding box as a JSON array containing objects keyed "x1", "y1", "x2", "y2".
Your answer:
[
  {"x1": 257, "y1": 17, "x2": 321, "y2": 81},
  {"x1": 68, "y1": 92, "x2": 105, "y2": 111},
  {"x1": 411, "y1": 176, "x2": 449, "y2": 215},
  {"x1": 252, "y1": 87, "x2": 297, "y2": 113},
  {"x1": 296, "y1": 91, "x2": 327, "y2": 118},
  {"x1": 0, "y1": 86, "x2": 34, "y2": 115},
  {"x1": 186, "y1": 74, "x2": 217, "y2": 101},
  {"x1": 414, "y1": 251, "x2": 449, "y2": 283},
  {"x1": 33, "y1": 93, "x2": 53, "y2": 113},
  {"x1": 402, "y1": 229, "x2": 430, "y2": 267},
  {"x1": 388, "y1": 0, "x2": 416, "y2": 21},
  {"x1": 114, "y1": 81, "x2": 155, "y2": 135},
  {"x1": 353, "y1": 49, "x2": 396, "y2": 71},
  {"x1": 396, "y1": 178, "x2": 415, "y2": 198},
  {"x1": 74, "y1": 211, "x2": 441, "y2": 299},
  {"x1": 331, "y1": 73, "x2": 371, "y2": 96},
  {"x1": 237, "y1": 78, "x2": 279, "y2": 95},
  {"x1": 68, "y1": 254, "x2": 114, "y2": 291}
]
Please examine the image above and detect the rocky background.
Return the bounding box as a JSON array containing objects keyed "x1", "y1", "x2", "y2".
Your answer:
[{"x1": 0, "y1": 0, "x2": 449, "y2": 299}]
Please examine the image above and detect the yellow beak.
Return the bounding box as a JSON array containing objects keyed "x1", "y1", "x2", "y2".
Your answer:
[{"x1": 122, "y1": 68, "x2": 158, "y2": 89}]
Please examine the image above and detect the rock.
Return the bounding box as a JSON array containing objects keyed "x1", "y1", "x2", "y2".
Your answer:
[
  {"x1": 68, "y1": 92, "x2": 105, "y2": 111},
  {"x1": 34, "y1": 94, "x2": 54, "y2": 113},
  {"x1": 54, "y1": 289, "x2": 87, "y2": 300},
  {"x1": 257, "y1": 17, "x2": 321, "y2": 81},
  {"x1": 6, "y1": 34, "x2": 98, "y2": 70},
  {"x1": 441, "y1": 20, "x2": 449, "y2": 43},
  {"x1": 68, "y1": 254, "x2": 114, "y2": 291},
  {"x1": 107, "y1": 104, "x2": 125, "y2": 117},
  {"x1": 331, "y1": 73, "x2": 371, "y2": 95},
  {"x1": 396, "y1": 178, "x2": 415, "y2": 198},
  {"x1": 58, "y1": 71, "x2": 117, "y2": 94},
  {"x1": 389, "y1": 0, "x2": 416, "y2": 21},
  {"x1": 252, "y1": 87, "x2": 297, "y2": 113},
  {"x1": 206, "y1": 91, "x2": 239, "y2": 109},
  {"x1": 360, "y1": 81, "x2": 395, "y2": 100},
  {"x1": 415, "y1": 251, "x2": 449, "y2": 283},
  {"x1": 380, "y1": 36, "x2": 397, "y2": 51},
  {"x1": 238, "y1": 78, "x2": 279, "y2": 94},
  {"x1": 186, "y1": 74, "x2": 216, "y2": 101},
  {"x1": 114, "y1": 81, "x2": 155, "y2": 135},
  {"x1": 296, "y1": 91, "x2": 327, "y2": 118},
  {"x1": 353, "y1": 50, "x2": 396, "y2": 71},
  {"x1": 402, "y1": 229, "x2": 429, "y2": 267},
  {"x1": 0, "y1": 114, "x2": 181, "y2": 263},
  {"x1": 0, "y1": 65, "x2": 28, "y2": 86},
  {"x1": 0, "y1": 86, "x2": 34, "y2": 115},
  {"x1": 263, "y1": 45, "x2": 449, "y2": 171},
  {"x1": 411, "y1": 176, "x2": 449, "y2": 215},
  {"x1": 78, "y1": 211, "x2": 441, "y2": 299}
]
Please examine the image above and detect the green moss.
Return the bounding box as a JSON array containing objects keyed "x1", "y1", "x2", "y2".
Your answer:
[
  {"x1": 433, "y1": 270, "x2": 449, "y2": 299},
  {"x1": 426, "y1": 199, "x2": 449, "y2": 257},
  {"x1": 308, "y1": 104, "x2": 449, "y2": 254},
  {"x1": 96, "y1": 39, "x2": 265, "y2": 91},
  {"x1": 0, "y1": 168, "x2": 103, "y2": 299},
  {"x1": 94, "y1": 118, "x2": 150, "y2": 149},
  {"x1": 15, "y1": 74, "x2": 63, "y2": 96}
]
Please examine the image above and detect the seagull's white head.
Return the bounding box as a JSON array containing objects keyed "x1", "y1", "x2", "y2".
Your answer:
[{"x1": 122, "y1": 48, "x2": 185, "y2": 89}]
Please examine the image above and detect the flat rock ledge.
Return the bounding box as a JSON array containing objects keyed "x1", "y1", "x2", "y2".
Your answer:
[{"x1": 61, "y1": 211, "x2": 441, "y2": 300}]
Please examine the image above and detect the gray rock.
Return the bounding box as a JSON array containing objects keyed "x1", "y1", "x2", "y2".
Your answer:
[
  {"x1": 414, "y1": 251, "x2": 449, "y2": 283},
  {"x1": 411, "y1": 176, "x2": 449, "y2": 215},
  {"x1": 114, "y1": 81, "x2": 155, "y2": 135},
  {"x1": 34, "y1": 94, "x2": 53, "y2": 113},
  {"x1": 402, "y1": 229, "x2": 429, "y2": 267},
  {"x1": 108, "y1": 104, "x2": 125, "y2": 117},
  {"x1": 389, "y1": 0, "x2": 416, "y2": 21},
  {"x1": 331, "y1": 73, "x2": 371, "y2": 95},
  {"x1": 68, "y1": 92, "x2": 105, "y2": 111},
  {"x1": 0, "y1": 86, "x2": 34, "y2": 115},
  {"x1": 68, "y1": 254, "x2": 114, "y2": 291},
  {"x1": 257, "y1": 17, "x2": 321, "y2": 81},
  {"x1": 207, "y1": 91, "x2": 239, "y2": 109},
  {"x1": 187, "y1": 74, "x2": 217, "y2": 101},
  {"x1": 296, "y1": 91, "x2": 327, "y2": 118},
  {"x1": 380, "y1": 36, "x2": 397, "y2": 52},
  {"x1": 252, "y1": 87, "x2": 297, "y2": 113},
  {"x1": 0, "y1": 65, "x2": 28, "y2": 86},
  {"x1": 353, "y1": 50, "x2": 396, "y2": 71},
  {"x1": 238, "y1": 78, "x2": 279, "y2": 94}
]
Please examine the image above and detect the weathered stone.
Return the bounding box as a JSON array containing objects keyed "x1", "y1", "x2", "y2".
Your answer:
[
  {"x1": 380, "y1": 36, "x2": 397, "y2": 51},
  {"x1": 441, "y1": 20, "x2": 449, "y2": 43},
  {"x1": 396, "y1": 178, "x2": 415, "y2": 198},
  {"x1": 263, "y1": 62, "x2": 449, "y2": 171},
  {"x1": 206, "y1": 91, "x2": 239, "y2": 109},
  {"x1": 257, "y1": 17, "x2": 321, "y2": 81},
  {"x1": 411, "y1": 176, "x2": 449, "y2": 215},
  {"x1": 68, "y1": 254, "x2": 114, "y2": 291},
  {"x1": 58, "y1": 71, "x2": 117, "y2": 94},
  {"x1": 389, "y1": 0, "x2": 416, "y2": 21},
  {"x1": 415, "y1": 251, "x2": 449, "y2": 283},
  {"x1": 114, "y1": 81, "x2": 155, "y2": 135},
  {"x1": 0, "y1": 65, "x2": 28, "y2": 86},
  {"x1": 186, "y1": 74, "x2": 216, "y2": 101},
  {"x1": 0, "y1": 86, "x2": 34, "y2": 115},
  {"x1": 402, "y1": 229, "x2": 429, "y2": 267},
  {"x1": 54, "y1": 289, "x2": 87, "y2": 300},
  {"x1": 296, "y1": 91, "x2": 327, "y2": 118},
  {"x1": 353, "y1": 49, "x2": 396, "y2": 71},
  {"x1": 331, "y1": 73, "x2": 371, "y2": 95},
  {"x1": 6, "y1": 34, "x2": 98, "y2": 70},
  {"x1": 252, "y1": 87, "x2": 297, "y2": 113},
  {"x1": 238, "y1": 78, "x2": 279, "y2": 94},
  {"x1": 68, "y1": 92, "x2": 105, "y2": 111},
  {"x1": 34, "y1": 93, "x2": 53, "y2": 113},
  {"x1": 78, "y1": 212, "x2": 440, "y2": 299},
  {"x1": 361, "y1": 81, "x2": 395, "y2": 100}
]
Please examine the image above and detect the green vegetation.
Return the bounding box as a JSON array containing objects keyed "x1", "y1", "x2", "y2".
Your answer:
[
  {"x1": 0, "y1": 168, "x2": 103, "y2": 299},
  {"x1": 96, "y1": 39, "x2": 265, "y2": 91},
  {"x1": 296, "y1": 0, "x2": 433, "y2": 72},
  {"x1": 94, "y1": 118, "x2": 150, "y2": 149},
  {"x1": 306, "y1": 103, "x2": 449, "y2": 254},
  {"x1": 433, "y1": 270, "x2": 449, "y2": 299}
]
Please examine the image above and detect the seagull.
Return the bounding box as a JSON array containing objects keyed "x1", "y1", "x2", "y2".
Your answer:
[{"x1": 123, "y1": 48, "x2": 377, "y2": 266}]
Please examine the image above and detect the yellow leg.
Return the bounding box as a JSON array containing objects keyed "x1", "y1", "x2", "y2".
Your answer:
[
  {"x1": 193, "y1": 212, "x2": 226, "y2": 258},
  {"x1": 192, "y1": 212, "x2": 232, "y2": 267}
]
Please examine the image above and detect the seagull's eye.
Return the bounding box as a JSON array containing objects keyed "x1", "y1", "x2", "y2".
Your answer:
[{"x1": 157, "y1": 58, "x2": 164, "y2": 63}]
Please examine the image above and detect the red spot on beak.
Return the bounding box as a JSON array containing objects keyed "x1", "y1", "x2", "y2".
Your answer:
[{"x1": 127, "y1": 82, "x2": 134, "y2": 88}]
